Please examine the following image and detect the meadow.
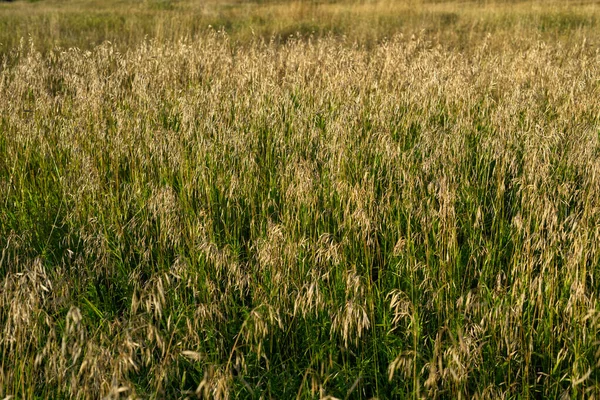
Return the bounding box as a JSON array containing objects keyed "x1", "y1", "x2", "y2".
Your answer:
[{"x1": 1, "y1": 0, "x2": 600, "y2": 398}]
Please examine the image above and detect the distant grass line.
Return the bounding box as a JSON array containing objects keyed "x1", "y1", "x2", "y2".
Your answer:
[
  {"x1": 1, "y1": 0, "x2": 600, "y2": 55},
  {"x1": 1, "y1": 28, "x2": 600, "y2": 398}
]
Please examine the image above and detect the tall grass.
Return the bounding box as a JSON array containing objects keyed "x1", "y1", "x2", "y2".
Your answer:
[{"x1": 1, "y1": 1, "x2": 600, "y2": 399}]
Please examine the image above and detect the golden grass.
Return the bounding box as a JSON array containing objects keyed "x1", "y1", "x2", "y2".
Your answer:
[{"x1": 1, "y1": 0, "x2": 600, "y2": 398}]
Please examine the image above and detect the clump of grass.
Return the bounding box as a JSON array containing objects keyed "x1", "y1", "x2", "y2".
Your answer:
[{"x1": 1, "y1": 3, "x2": 600, "y2": 399}]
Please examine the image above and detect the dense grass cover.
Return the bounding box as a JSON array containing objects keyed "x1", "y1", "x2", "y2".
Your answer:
[{"x1": 1, "y1": 1, "x2": 600, "y2": 399}]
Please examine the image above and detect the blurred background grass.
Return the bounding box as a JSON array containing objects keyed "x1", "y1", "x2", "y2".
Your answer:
[{"x1": 1, "y1": 0, "x2": 600, "y2": 55}]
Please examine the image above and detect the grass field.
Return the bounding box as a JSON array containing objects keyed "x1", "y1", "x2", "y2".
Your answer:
[{"x1": 1, "y1": 0, "x2": 600, "y2": 398}]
